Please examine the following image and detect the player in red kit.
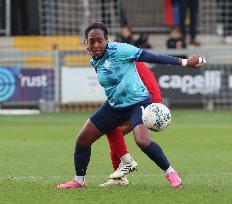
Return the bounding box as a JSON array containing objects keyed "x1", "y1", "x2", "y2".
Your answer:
[{"x1": 100, "y1": 61, "x2": 162, "y2": 187}]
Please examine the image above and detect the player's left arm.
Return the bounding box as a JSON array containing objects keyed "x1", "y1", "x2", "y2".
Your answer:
[{"x1": 138, "y1": 50, "x2": 207, "y2": 68}]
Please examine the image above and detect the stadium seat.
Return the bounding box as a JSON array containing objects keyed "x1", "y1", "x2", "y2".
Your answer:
[{"x1": 13, "y1": 36, "x2": 89, "y2": 68}]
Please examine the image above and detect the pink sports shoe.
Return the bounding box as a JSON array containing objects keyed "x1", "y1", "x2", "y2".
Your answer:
[
  {"x1": 166, "y1": 171, "x2": 182, "y2": 188},
  {"x1": 57, "y1": 180, "x2": 86, "y2": 189}
]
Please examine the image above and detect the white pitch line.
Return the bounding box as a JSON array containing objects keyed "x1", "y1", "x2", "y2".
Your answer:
[{"x1": 0, "y1": 172, "x2": 231, "y2": 181}]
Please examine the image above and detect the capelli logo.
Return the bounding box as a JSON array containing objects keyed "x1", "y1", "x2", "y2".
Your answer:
[{"x1": 159, "y1": 71, "x2": 221, "y2": 95}]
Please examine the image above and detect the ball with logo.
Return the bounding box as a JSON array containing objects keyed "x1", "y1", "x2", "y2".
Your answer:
[{"x1": 141, "y1": 103, "x2": 171, "y2": 132}]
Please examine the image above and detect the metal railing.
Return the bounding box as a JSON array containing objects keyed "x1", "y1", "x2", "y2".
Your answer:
[
  {"x1": 0, "y1": 0, "x2": 11, "y2": 36},
  {"x1": 1, "y1": 47, "x2": 232, "y2": 111}
]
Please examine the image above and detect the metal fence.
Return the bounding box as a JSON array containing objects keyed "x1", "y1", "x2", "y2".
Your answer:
[
  {"x1": 0, "y1": 0, "x2": 11, "y2": 35},
  {"x1": 1, "y1": 0, "x2": 232, "y2": 36},
  {"x1": 1, "y1": 0, "x2": 232, "y2": 111}
]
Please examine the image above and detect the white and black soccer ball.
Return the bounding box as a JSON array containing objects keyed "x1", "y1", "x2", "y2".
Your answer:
[{"x1": 142, "y1": 103, "x2": 171, "y2": 132}]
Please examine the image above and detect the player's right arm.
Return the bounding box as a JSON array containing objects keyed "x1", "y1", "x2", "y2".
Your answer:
[
  {"x1": 115, "y1": 42, "x2": 206, "y2": 68},
  {"x1": 138, "y1": 50, "x2": 206, "y2": 68}
]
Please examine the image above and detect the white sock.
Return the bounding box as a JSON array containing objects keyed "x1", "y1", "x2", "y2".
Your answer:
[
  {"x1": 121, "y1": 153, "x2": 133, "y2": 164},
  {"x1": 165, "y1": 166, "x2": 175, "y2": 175},
  {"x1": 75, "y1": 175, "x2": 85, "y2": 184}
]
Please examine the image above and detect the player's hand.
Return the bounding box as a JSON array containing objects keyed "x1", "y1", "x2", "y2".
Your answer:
[{"x1": 186, "y1": 55, "x2": 207, "y2": 68}]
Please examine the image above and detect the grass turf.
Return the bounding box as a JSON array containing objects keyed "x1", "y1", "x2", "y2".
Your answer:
[{"x1": 0, "y1": 110, "x2": 232, "y2": 204}]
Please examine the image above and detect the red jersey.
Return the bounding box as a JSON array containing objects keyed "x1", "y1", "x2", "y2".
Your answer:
[{"x1": 135, "y1": 62, "x2": 162, "y2": 103}]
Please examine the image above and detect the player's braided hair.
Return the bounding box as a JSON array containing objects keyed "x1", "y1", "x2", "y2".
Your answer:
[{"x1": 84, "y1": 22, "x2": 108, "y2": 44}]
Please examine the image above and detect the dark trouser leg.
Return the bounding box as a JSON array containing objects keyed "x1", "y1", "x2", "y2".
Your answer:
[
  {"x1": 179, "y1": 0, "x2": 188, "y2": 41},
  {"x1": 189, "y1": 0, "x2": 199, "y2": 40}
]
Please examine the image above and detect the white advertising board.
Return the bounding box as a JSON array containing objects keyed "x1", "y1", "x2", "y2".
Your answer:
[{"x1": 62, "y1": 67, "x2": 106, "y2": 103}]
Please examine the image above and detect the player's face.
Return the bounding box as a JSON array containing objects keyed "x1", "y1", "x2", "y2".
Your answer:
[{"x1": 87, "y1": 29, "x2": 108, "y2": 57}]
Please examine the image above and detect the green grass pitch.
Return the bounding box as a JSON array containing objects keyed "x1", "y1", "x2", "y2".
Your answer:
[{"x1": 0, "y1": 110, "x2": 232, "y2": 204}]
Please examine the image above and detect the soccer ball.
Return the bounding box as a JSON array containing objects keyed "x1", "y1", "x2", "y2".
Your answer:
[{"x1": 141, "y1": 103, "x2": 171, "y2": 132}]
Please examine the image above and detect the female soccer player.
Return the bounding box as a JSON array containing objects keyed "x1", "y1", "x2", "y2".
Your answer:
[
  {"x1": 100, "y1": 61, "x2": 162, "y2": 187},
  {"x1": 57, "y1": 22, "x2": 206, "y2": 189}
]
